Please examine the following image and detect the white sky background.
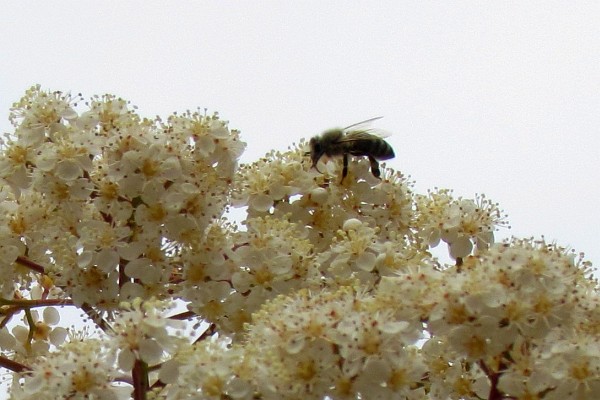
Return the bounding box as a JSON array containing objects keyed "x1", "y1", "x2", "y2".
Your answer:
[{"x1": 1, "y1": 3, "x2": 598, "y2": 267}]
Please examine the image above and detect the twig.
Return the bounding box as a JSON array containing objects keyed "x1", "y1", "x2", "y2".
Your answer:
[
  {"x1": 478, "y1": 360, "x2": 508, "y2": 400},
  {"x1": 194, "y1": 323, "x2": 217, "y2": 344},
  {"x1": 0, "y1": 354, "x2": 31, "y2": 373},
  {"x1": 15, "y1": 256, "x2": 45, "y2": 274},
  {"x1": 132, "y1": 359, "x2": 149, "y2": 400},
  {"x1": 81, "y1": 303, "x2": 114, "y2": 333},
  {"x1": 0, "y1": 298, "x2": 75, "y2": 329},
  {"x1": 168, "y1": 310, "x2": 196, "y2": 320}
]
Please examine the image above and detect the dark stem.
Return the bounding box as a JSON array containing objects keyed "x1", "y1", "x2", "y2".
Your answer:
[
  {"x1": 168, "y1": 310, "x2": 196, "y2": 320},
  {"x1": 132, "y1": 359, "x2": 149, "y2": 400},
  {"x1": 15, "y1": 256, "x2": 45, "y2": 274},
  {"x1": 194, "y1": 323, "x2": 217, "y2": 344},
  {"x1": 0, "y1": 354, "x2": 31, "y2": 373},
  {"x1": 81, "y1": 303, "x2": 114, "y2": 333},
  {"x1": 479, "y1": 360, "x2": 508, "y2": 400},
  {"x1": 455, "y1": 257, "x2": 463, "y2": 272},
  {"x1": 119, "y1": 259, "x2": 128, "y2": 289},
  {"x1": 0, "y1": 298, "x2": 75, "y2": 329}
]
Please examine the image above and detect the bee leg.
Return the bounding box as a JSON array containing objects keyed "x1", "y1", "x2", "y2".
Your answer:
[
  {"x1": 341, "y1": 153, "x2": 349, "y2": 183},
  {"x1": 368, "y1": 156, "x2": 381, "y2": 179}
]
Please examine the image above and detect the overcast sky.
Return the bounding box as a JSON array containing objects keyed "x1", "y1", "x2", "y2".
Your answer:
[{"x1": 1, "y1": 2, "x2": 599, "y2": 267}]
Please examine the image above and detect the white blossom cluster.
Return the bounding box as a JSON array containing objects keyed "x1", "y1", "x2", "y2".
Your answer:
[
  {"x1": 415, "y1": 188, "x2": 508, "y2": 259},
  {"x1": 239, "y1": 286, "x2": 428, "y2": 400},
  {"x1": 0, "y1": 85, "x2": 245, "y2": 307},
  {"x1": 8, "y1": 339, "x2": 129, "y2": 400},
  {"x1": 0, "y1": 87, "x2": 598, "y2": 399}
]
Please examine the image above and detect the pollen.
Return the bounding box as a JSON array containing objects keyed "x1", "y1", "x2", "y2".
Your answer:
[
  {"x1": 141, "y1": 158, "x2": 159, "y2": 177},
  {"x1": 202, "y1": 375, "x2": 225, "y2": 396},
  {"x1": 71, "y1": 369, "x2": 96, "y2": 393},
  {"x1": 7, "y1": 145, "x2": 28, "y2": 164},
  {"x1": 570, "y1": 360, "x2": 592, "y2": 381},
  {"x1": 295, "y1": 359, "x2": 317, "y2": 381}
]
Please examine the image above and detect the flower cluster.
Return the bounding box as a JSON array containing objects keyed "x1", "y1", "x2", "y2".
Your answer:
[
  {"x1": 428, "y1": 239, "x2": 594, "y2": 342},
  {"x1": 318, "y1": 218, "x2": 426, "y2": 289},
  {"x1": 9, "y1": 307, "x2": 67, "y2": 357},
  {"x1": 240, "y1": 286, "x2": 428, "y2": 399},
  {"x1": 0, "y1": 87, "x2": 597, "y2": 400},
  {"x1": 233, "y1": 144, "x2": 414, "y2": 250},
  {"x1": 108, "y1": 298, "x2": 186, "y2": 370},
  {"x1": 422, "y1": 238, "x2": 600, "y2": 399},
  {"x1": 0, "y1": 85, "x2": 245, "y2": 306},
  {"x1": 9, "y1": 339, "x2": 129, "y2": 400},
  {"x1": 182, "y1": 145, "x2": 421, "y2": 335},
  {"x1": 415, "y1": 189, "x2": 508, "y2": 259},
  {"x1": 178, "y1": 216, "x2": 317, "y2": 336},
  {"x1": 159, "y1": 338, "x2": 253, "y2": 400}
]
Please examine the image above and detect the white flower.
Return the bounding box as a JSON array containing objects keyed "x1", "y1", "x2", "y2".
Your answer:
[
  {"x1": 164, "y1": 339, "x2": 253, "y2": 400},
  {"x1": 11, "y1": 339, "x2": 129, "y2": 400},
  {"x1": 109, "y1": 298, "x2": 185, "y2": 370},
  {"x1": 415, "y1": 189, "x2": 507, "y2": 259},
  {"x1": 243, "y1": 286, "x2": 428, "y2": 399},
  {"x1": 11, "y1": 308, "x2": 67, "y2": 357}
]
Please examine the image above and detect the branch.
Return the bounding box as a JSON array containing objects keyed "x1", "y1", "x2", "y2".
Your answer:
[
  {"x1": 132, "y1": 359, "x2": 149, "y2": 400},
  {"x1": 24, "y1": 309, "x2": 35, "y2": 349},
  {"x1": 455, "y1": 257, "x2": 463, "y2": 272},
  {"x1": 168, "y1": 310, "x2": 196, "y2": 320},
  {"x1": 194, "y1": 323, "x2": 217, "y2": 344},
  {"x1": 15, "y1": 256, "x2": 45, "y2": 274},
  {"x1": 119, "y1": 258, "x2": 129, "y2": 289},
  {"x1": 0, "y1": 354, "x2": 31, "y2": 373},
  {"x1": 81, "y1": 303, "x2": 114, "y2": 334},
  {"x1": 0, "y1": 298, "x2": 73, "y2": 308},
  {"x1": 0, "y1": 298, "x2": 75, "y2": 329},
  {"x1": 478, "y1": 360, "x2": 510, "y2": 400}
]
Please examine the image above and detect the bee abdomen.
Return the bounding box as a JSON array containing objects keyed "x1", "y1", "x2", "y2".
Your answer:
[
  {"x1": 373, "y1": 140, "x2": 395, "y2": 160},
  {"x1": 349, "y1": 139, "x2": 395, "y2": 160}
]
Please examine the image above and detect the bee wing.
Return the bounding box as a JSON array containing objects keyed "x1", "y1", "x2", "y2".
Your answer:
[
  {"x1": 339, "y1": 129, "x2": 391, "y2": 142},
  {"x1": 343, "y1": 116, "x2": 384, "y2": 131}
]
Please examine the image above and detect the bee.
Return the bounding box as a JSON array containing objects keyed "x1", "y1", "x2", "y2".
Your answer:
[{"x1": 308, "y1": 117, "x2": 395, "y2": 182}]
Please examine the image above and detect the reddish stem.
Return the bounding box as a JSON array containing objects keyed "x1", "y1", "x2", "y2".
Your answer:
[
  {"x1": 479, "y1": 360, "x2": 508, "y2": 400},
  {"x1": 81, "y1": 303, "x2": 114, "y2": 333},
  {"x1": 168, "y1": 310, "x2": 196, "y2": 320},
  {"x1": 132, "y1": 359, "x2": 149, "y2": 400},
  {"x1": 0, "y1": 354, "x2": 31, "y2": 373},
  {"x1": 15, "y1": 256, "x2": 45, "y2": 274}
]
